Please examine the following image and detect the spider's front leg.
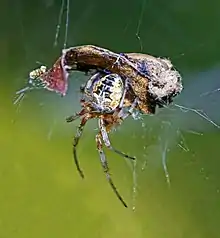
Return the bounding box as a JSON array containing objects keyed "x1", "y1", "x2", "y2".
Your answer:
[
  {"x1": 66, "y1": 106, "x2": 91, "y2": 178},
  {"x1": 95, "y1": 132, "x2": 128, "y2": 207},
  {"x1": 70, "y1": 117, "x2": 88, "y2": 178},
  {"x1": 66, "y1": 99, "x2": 90, "y2": 123},
  {"x1": 70, "y1": 116, "x2": 90, "y2": 178},
  {"x1": 66, "y1": 108, "x2": 87, "y2": 123}
]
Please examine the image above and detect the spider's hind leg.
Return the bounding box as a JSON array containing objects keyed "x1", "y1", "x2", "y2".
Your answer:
[
  {"x1": 99, "y1": 118, "x2": 135, "y2": 160},
  {"x1": 95, "y1": 132, "x2": 128, "y2": 207}
]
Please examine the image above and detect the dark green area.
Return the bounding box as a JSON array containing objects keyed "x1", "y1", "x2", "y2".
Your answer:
[{"x1": 1, "y1": 0, "x2": 220, "y2": 237}]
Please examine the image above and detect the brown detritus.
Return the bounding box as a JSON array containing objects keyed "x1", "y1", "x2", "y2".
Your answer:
[
  {"x1": 125, "y1": 53, "x2": 183, "y2": 107},
  {"x1": 60, "y1": 45, "x2": 182, "y2": 113}
]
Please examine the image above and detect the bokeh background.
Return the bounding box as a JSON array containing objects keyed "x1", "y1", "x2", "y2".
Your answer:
[{"x1": 1, "y1": 0, "x2": 220, "y2": 237}]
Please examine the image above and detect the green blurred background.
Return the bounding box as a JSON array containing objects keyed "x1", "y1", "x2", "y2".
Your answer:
[{"x1": 1, "y1": 0, "x2": 220, "y2": 237}]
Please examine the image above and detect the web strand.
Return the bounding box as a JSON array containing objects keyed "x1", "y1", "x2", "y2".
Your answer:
[
  {"x1": 54, "y1": 0, "x2": 65, "y2": 47},
  {"x1": 53, "y1": 0, "x2": 70, "y2": 49},
  {"x1": 135, "y1": 0, "x2": 146, "y2": 52},
  {"x1": 63, "y1": 0, "x2": 70, "y2": 49},
  {"x1": 174, "y1": 104, "x2": 220, "y2": 129},
  {"x1": 161, "y1": 141, "x2": 171, "y2": 187}
]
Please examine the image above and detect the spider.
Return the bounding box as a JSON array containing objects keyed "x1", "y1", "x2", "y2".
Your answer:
[{"x1": 66, "y1": 72, "x2": 138, "y2": 207}]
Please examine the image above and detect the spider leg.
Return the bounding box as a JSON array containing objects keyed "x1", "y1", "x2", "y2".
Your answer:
[
  {"x1": 113, "y1": 78, "x2": 135, "y2": 121},
  {"x1": 99, "y1": 119, "x2": 135, "y2": 160},
  {"x1": 118, "y1": 78, "x2": 128, "y2": 109},
  {"x1": 71, "y1": 116, "x2": 89, "y2": 178},
  {"x1": 66, "y1": 108, "x2": 87, "y2": 123},
  {"x1": 95, "y1": 132, "x2": 128, "y2": 207},
  {"x1": 66, "y1": 99, "x2": 90, "y2": 123},
  {"x1": 118, "y1": 97, "x2": 139, "y2": 120}
]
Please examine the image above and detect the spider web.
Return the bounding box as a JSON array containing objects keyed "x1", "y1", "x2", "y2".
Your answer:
[{"x1": 14, "y1": 0, "x2": 220, "y2": 212}]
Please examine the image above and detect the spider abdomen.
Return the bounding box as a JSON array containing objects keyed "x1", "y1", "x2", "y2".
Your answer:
[{"x1": 85, "y1": 73, "x2": 124, "y2": 112}]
